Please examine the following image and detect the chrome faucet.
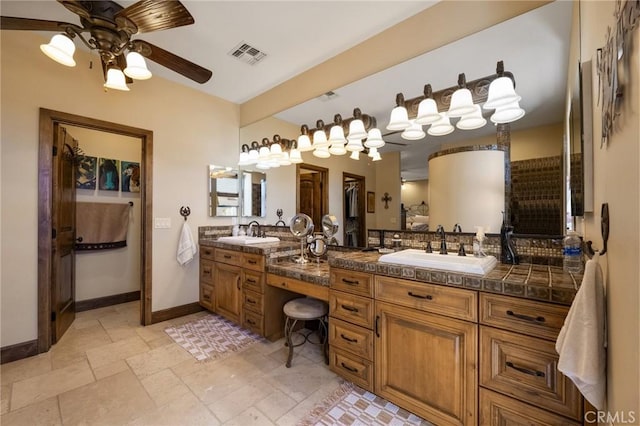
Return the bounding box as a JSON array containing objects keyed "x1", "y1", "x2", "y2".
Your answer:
[
  {"x1": 453, "y1": 223, "x2": 462, "y2": 233},
  {"x1": 436, "y1": 225, "x2": 447, "y2": 255},
  {"x1": 247, "y1": 220, "x2": 262, "y2": 237}
]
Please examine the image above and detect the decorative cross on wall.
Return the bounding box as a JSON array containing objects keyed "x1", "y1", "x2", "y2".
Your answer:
[{"x1": 381, "y1": 192, "x2": 392, "y2": 209}]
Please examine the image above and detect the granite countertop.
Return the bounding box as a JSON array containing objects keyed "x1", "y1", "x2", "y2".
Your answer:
[
  {"x1": 200, "y1": 238, "x2": 299, "y2": 255},
  {"x1": 266, "y1": 258, "x2": 330, "y2": 286}
]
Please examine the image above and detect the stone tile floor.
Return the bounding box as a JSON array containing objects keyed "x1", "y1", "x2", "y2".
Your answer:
[{"x1": 0, "y1": 302, "x2": 342, "y2": 425}]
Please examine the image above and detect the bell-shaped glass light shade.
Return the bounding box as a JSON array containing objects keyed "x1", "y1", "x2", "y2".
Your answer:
[
  {"x1": 279, "y1": 152, "x2": 291, "y2": 166},
  {"x1": 328, "y1": 125, "x2": 346, "y2": 145},
  {"x1": 289, "y1": 148, "x2": 303, "y2": 164},
  {"x1": 372, "y1": 151, "x2": 382, "y2": 162},
  {"x1": 456, "y1": 105, "x2": 487, "y2": 130},
  {"x1": 427, "y1": 113, "x2": 455, "y2": 136},
  {"x1": 297, "y1": 134, "x2": 313, "y2": 152},
  {"x1": 255, "y1": 158, "x2": 270, "y2": 170},
  {"x1": 490, "y1": 100, "x2": 526, "y2": 124},
  {"x1": 312, "y1": 145, "x2": 330, "y2": 158},
  {"x1": 124, "y1": 52, "x2": 152, "y2": 80},
  {"x1": 350, "y1": 150, "x2": 360, "y2": 160},
  {"x1": 364, "y1": 128, "x2": 385, "y2": 149},
  {"x1": 238, "y1": 151, "x2": 250, "y2": 166},
  {"x1": 386, "y1": 106, "x2": 411, "y2": 131},
  {"x1": 415, "y1": 98, "x2": 440, "y2": 125},
  {"x1": 269, "y1": 143, "x2": 283, "y2": 159},
  {"x1": 312, "y1": 129, "x2": 329, "y2": 148},
  {"x1": 329, "y1": 143, "x2": 347, "y2": 155},
  {"x1": 40, "y1": 34, "x2": 76, "y2": 67},
  {"x1": 483, "y1": 77, "x2": 521, "y2": 110},
  {"x1": 258, "y1": 145, "x2": 270, "y2": 160},
  {"x1": 104, "y1": 67, "x2": 130, "y2": 91},
  {"x1": 345, "y1": 137, "x2": 364, "y2": 152},
  {"x1": 248, "y1": 148, "x2": 259, "y2": 164},
  {"x1": 401, "y1": 121, "x2": 426, "y2": 140},
  {"x1": 367, "y1": 147, "x2": 378, "y2": 158},
  {"x1": 447, "y1": 88, "x2": 476, "y2": 117},
  {"x1": 348, "y1": 119, "x2": 367, "y2": 140}
]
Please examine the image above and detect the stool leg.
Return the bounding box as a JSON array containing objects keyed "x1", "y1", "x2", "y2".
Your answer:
[
  {"x1": 320, "y1": 315, "x2": 329, "y2": 365},
  {"x1": 285, "y1": 318, "x2": 298, "y2": 368}
]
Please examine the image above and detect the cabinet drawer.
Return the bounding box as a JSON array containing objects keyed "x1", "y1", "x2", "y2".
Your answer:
[
  {"x1": 242, "y1": 310, "x2": 264, "y2": 336},
  {"x1": 375, "y1": 276, "x2": 477, "y2": 322},
  {"x1": 480, "y1": 293, "x2": 569, "y2": 340},
  {"x1": 329, "y1": 318, "x2": 374, "y2": 361},
  {"x1": 200, "y1": 245, "x2": 215, "y2": 260},
  {"x1": 243, "y1": 270, "x2": 264, "y2": 293},
  {"x1": 330, "y1": 291, "x2": 374, "y2": 329},
  {"x1": 267, "y1": 274, "x2": 329, "y2": 301},
  {"x1": 243, "y1": 289, "x2": 264, "y2": 314},
  {"x1": 480, "y1": 389, "x2": 581, "y2": 426},
  {"x1": 329, "y1": 346, "x2": 373, "y2": 392},
  {"x1": 330, "y1": 269, "x2": 374, "y2": 297},
  {"x1": 480, "y1": 326, "x2": 582, "y2": 420},
  {"x1": 200, "y1": 260, "x2": 214, "y2": 284},
  {"x1": 199, "y1": 283, "x2": 214, "y2": 311},
  {"x1": 214, "y1": 248, "x2": 242, "y2": 266},
  {"x1": 242, "y1": 253, "x2": 264, "y2": 272}
]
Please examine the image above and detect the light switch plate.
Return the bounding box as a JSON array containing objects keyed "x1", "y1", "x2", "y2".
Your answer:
[{"x1": 154, "y1": 218, "x2": 171, "y2": 229}]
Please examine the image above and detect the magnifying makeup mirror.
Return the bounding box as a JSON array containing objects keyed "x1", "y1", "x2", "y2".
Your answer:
[{"x1": 290, "y1": 213, "x2": 314, "y2": 263}]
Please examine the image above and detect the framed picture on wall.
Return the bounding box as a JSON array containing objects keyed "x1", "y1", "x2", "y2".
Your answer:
[
  {"x1": 98, "y1": 158, "x2": 120, "y2": 191},
  {"x1": 76, "y1": 155, "x2": 97, "y2": 190},
  {"x1": 121, "y1": 161, "x2": 141, "y2": 193},
  {"x1": 367, "y1": 191, "x2": 375, "y2": 213}
]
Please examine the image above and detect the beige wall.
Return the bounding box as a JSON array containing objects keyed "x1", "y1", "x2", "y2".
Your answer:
[
  {"x1": 579, "y1": 1, "x2": 640, "y2": 420},
  {"x1": 1, "y1": 31, "x2": 240, "y2": 346},
  {"x1": 402, "y1": 180, "x2": 430, "y2": 209}
]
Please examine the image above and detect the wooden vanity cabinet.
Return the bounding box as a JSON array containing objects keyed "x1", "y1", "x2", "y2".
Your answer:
[
  {"x1": 199, "y1": 246, "x2": 215, "y2": 311},
  {"x1": 374, "y1": 276, "x2": 478, "y2": 426},
  {"x1": 214, "y1": 258, "x2": 242, "y2": 323}
]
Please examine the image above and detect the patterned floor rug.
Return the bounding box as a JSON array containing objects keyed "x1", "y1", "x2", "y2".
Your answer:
[
  {"x1": 298, "y1": 381, "x2": 433, "y2": 426},
  {"x1": 164, "y1": 313, "x2": 263, "y2": 362}
]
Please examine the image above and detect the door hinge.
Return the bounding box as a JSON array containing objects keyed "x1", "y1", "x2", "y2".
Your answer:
[
  {"x1": 52, "y1": 228, "x2": 57, "y2": 239},
  {"x1": 51, "y1": 312, "x2": 56, "y2": 322},
  {"x1": 52, "y1": 146, "x2": 58, "y2": 156}
]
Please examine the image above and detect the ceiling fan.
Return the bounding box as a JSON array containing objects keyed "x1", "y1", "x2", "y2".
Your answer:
[{"x1": 0, "y1": 0, "x2": 213, "y2": 90}]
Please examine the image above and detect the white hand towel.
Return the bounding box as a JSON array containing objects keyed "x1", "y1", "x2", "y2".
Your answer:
[
  {"x1": 176, "y1": 222, "x2": 197, "y2": 266},
  {"x1": 556, "y1": 253, "x2": 606, "y2": 410}
]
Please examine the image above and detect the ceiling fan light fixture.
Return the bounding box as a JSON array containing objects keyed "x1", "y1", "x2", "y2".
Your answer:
[
  {"x1": 427, "y1": 113, "x2": 455, "y2": 136},
  {"x1": 364, "y1": 128, "x2": 385, "y2": 149},
  {"x1": 490, "y1": 100, "x2": 526, "y2": 123},
  {"x1": 483, "y1": 76, "x2": 520, "y2": 109},
  {"x1": 415, "y1": 98, "x2": 440, "y2": 125},
  {"x1": 401, "y1": 121, "x2": 426, "y2": 140},
  {"x1": 447, "y1": 87, "x2": 476, "y2": 117},
  {"x1": 124, "y1": 51, "x2": 152, "y2": 80},
  {"x1": 40, "y1": 34, "x2": 76, "y2": 67},
  {"x1": 103, "y1": 67, "x2": 130, "y2": 91},
  {"x1": 456, "y1": 105, "x2": 487, "y2": 130}
]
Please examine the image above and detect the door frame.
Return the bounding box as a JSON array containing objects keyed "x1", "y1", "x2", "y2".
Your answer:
[
  {"x1": 37, "y1": 108, "x2": 153, "y2": 353},
  {"x1": 343, "y1": 172, "x2": 366, "y2": 247},
  {"x1": 296, "y1": 163, "x2": 329, "y2": 220}
]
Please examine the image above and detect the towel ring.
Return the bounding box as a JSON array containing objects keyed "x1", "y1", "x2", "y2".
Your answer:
[
  {"x1": 179, "y1": 206, "x2": 191, "y2": 221},
  {"x1": 584, "y1": 203, "x2": 609, "y2": 259}
]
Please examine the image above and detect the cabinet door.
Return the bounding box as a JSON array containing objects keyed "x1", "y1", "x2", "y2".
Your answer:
[
  {"x1": 214, "y1": 262, "x2": 242, "y2": 323},
  {"x1": 375, "y1": 301, "x2": 477, "y2": 426}
]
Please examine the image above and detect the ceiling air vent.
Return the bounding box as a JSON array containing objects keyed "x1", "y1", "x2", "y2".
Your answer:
[
  {"x1": 228, "y1": 41, "x2": 267, "y2": 65},
  {"x1": 318, "y1": 91, "x2": 339, "y2": 101}
]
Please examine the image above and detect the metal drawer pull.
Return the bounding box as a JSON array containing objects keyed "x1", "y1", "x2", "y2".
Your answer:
[
  {"x1": 408, "y1": 292, "x2": 433, "y2": 300},
  {"x1": 506, "y1": 310, "x2": 545, "y2": 323},
  {"x1": 506, "y1": 361, "x2": 545, "y2": 377},
  {"x1": 375, "y1": 315, "x2": 380, "y2": 337},
  {"x1": 204, "y1": 250, "x2": 212, "y2": 255},
  {"x1": 340, "y1": 362, "x2": 359, "y2": 373},
  {"x1": 340, "y1": 334, "x2": 358, "y2": 343},
  {"x1": 246, "y1": 278, "x2": 256, "y2": 284},
  {"x1": 223, "y1": 254, "x2": 232, "y2": 259},
  {"x1": 247, "y1": 319, "x2": 256, "y2": 326},
  {"x1": 341, "y1": 278, "x2": 360, "y2": 285},
  {"x1": 247, "y1": 259, "x2": 257, "y2": 264},
  {"x1": 246, "y1": 299, "x2": 256, "y2": 304},
  {"x1": 341, "y1": 304, "x2": 359, "y2": 313}
]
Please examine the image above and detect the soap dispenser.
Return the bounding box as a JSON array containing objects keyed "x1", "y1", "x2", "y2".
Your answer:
[{"x1": 500, "y1": 212, "x2": 519, "y2": 264}]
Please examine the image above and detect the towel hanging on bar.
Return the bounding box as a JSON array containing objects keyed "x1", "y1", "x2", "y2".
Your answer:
[{"x1": 76, "y1": 202, "x2": 130, "y2": 250}]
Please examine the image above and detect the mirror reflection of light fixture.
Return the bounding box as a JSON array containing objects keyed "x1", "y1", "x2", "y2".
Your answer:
[
  {"x1": 124, "y1": 51, "x2": 152, "y2": 80},
  {"x1": 312, "y1": 145, "x2": 330, "y2": 158},
  {"x1": 328, "y1": 114, "x2": 347, "y2": 155},
  {"x1": 386, "y1": 93, "x2": 411, "y2": 131},
  {"x1": 103, "y1": 67, "x2": 130, "y2": 91},
  {"x1": 364, "y1": 128, "x2": 385, "y2": 149},
  {"x1": 456, "y1": 105, "x2": 487, "y2": 130},
  {"x1": 415, "y1": 85, "x2": 440, "y2": 125},
  {"x1": 350, "y1": 150, "x2": 360, "y2": 160},
  {"x1": 401, "y1": 120, "x2": 426, "y2": 140},
  {"x1": 289, "y1": 142, "x2": 303, "y2": 164},
  {"x1": 447, "y1": 74, "x2": 476, "y2": 117},
  {"x1": 427, "y1": 113, "x2": 455, "y2": 136},
  {"x1": 348, "y1": 108, "x2": 367, "y2": 140},
  {"x1": 489, "y1": 100, "x2": 526, "y2": 124},
  {"x1": 483, "y1": 76, "x2": 521, "y2": 110},
  {"x1": 312, "y1": 120, "x2": 329, "y2": 148},
  {"x1": 297, "y1": 125, "x2": 313, "y2": 152},
  {"x1": 40, "y1": 33, "x2": 76, "y2": 67}
]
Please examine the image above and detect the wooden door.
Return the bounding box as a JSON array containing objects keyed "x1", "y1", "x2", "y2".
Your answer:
[
  {"x1": 375, "y1": 301, "x2": 477, "y2": 426},
  {"x1": 299, "y1": 173, "x2": 322, "y2": 226},
  {"x1": 51, "y1": 124, "x2": 77, "y2": 343},
  {"x1": 214, "y1": 262, "x2": 242, "y2": 323}
]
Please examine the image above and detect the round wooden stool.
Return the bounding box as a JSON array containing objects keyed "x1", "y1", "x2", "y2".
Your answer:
[{"x1": 283, "y1": 297, "x2": 329, "y2": 368}]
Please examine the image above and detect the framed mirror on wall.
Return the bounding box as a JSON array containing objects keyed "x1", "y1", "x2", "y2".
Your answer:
[{"x1": 208, "y1": 165, "x2": 239, "y2": 217}]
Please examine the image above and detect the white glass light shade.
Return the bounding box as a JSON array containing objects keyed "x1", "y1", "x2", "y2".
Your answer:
[
  {"x1": 367, "y1": 147, "x2": 378, "y2": 158},
  {"x1": 269, "y1": 143, "x2": 282, "y2": 159},
  {"x1": 350, "y1": 151, "x2": 360, "y2": 160},
  {"x1": 297, "y1": 134, "x2": 313, "y2": 152},
  {"x1": 124, "y1": 52, "x2": 152, "y2": 80},
  {"x1": 415, "y1": 98, "x2": 440, "y2": 125},
  {"x1": 289, "y1": 148, "x2": 303, "y2": 164},
  {"x1": 238, "y1": 151, "x2": 250, "y2": 166},
  {"x1": 258, "y1": 146, "x2": 270, "y2": 160},
  {"x1": 103, "y1": 68, "x2": 130, "y2": 91},
  {"x1": 386, "y1": 106, "x2": 411, "y2": 131},
  {"x1": 427, "y1": 113, "x2": 454, "y2": 136},
  {"x1": 312, "y1": 129, "x2": 329, "y2": 148},
  {"x1": 40, "y1": 34, "x2": 76, "y2": 67},
  {"x1": 483, "y1": 77, "x2": 520, "y2": 109},
  {"x1": 456, "y1": 105, "x2": 487, "y2": 130},
  {"x1": 255, "y1": 159, "x2": 270, "y2": 170},
  {"x1": 401, "y1": 121, "x2": 426, "y2": 140},
  {"x1": 312, "y1": 145, "x2": 330, "y2": 158},
  {"x1": 364, "y1": 128, "x2": 385, "y2": 149},
  {"x1": 248, "y1": 148, "x2": 259, "y2": 164},
  {"x1": 372, "y1": 151, "x2": 382, "y2": 161},
  {"x1": 279, "y1": 152, "x2": 291, "y2": 166},
  {"x1": 345, "y1": 137, "x2": 364, "y2": 152},
  {"x1": 329, "y1": 143, "x2": 347, "y2": 155},
  {"x1": 489, "y1": 100, "x2": 525, "y2": 124},
  {"x1": 328, "y1": 125, "x2": 346, "y2": 145},
  {"x1": 447, "y1": 88, "x2": 476, "y2": 117},
  {"x1": 348, "y1": 119, "x2": 367, "y2": 140}
]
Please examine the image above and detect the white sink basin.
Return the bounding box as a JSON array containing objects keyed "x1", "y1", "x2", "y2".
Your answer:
[
  {"x1": 217, "y1": 236, "x2": 280, "y2": 245},
  {"x1": 378, "y1": 249, "x2": 497, "y2": 275}
]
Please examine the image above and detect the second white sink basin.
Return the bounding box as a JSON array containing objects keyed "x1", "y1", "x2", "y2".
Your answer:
[
  {"x1": 378, "y1": 249, "x2": 497, "y2": 275},
  {"x1": 217, "y1": 236, "x2": 280, "y2": 245}
]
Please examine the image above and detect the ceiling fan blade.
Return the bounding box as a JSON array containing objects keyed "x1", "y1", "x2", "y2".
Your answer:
[
  {"x1": 115, "y1": 0, "x2": 194, "y2": 33},
  {"x1": 0, "y1": 16, "x2": 69, "y2": 31},
  {"x1": 132, "y1": 40, "x2": 212, "y2": 84},
  {"x1": 385, "y1": 141, "x2": 408, "y2": 146}
]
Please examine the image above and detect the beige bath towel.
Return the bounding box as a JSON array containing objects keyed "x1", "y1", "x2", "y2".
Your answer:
[{"x1": 76, "y1": 202, "x2": 130, "y2": 250}]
